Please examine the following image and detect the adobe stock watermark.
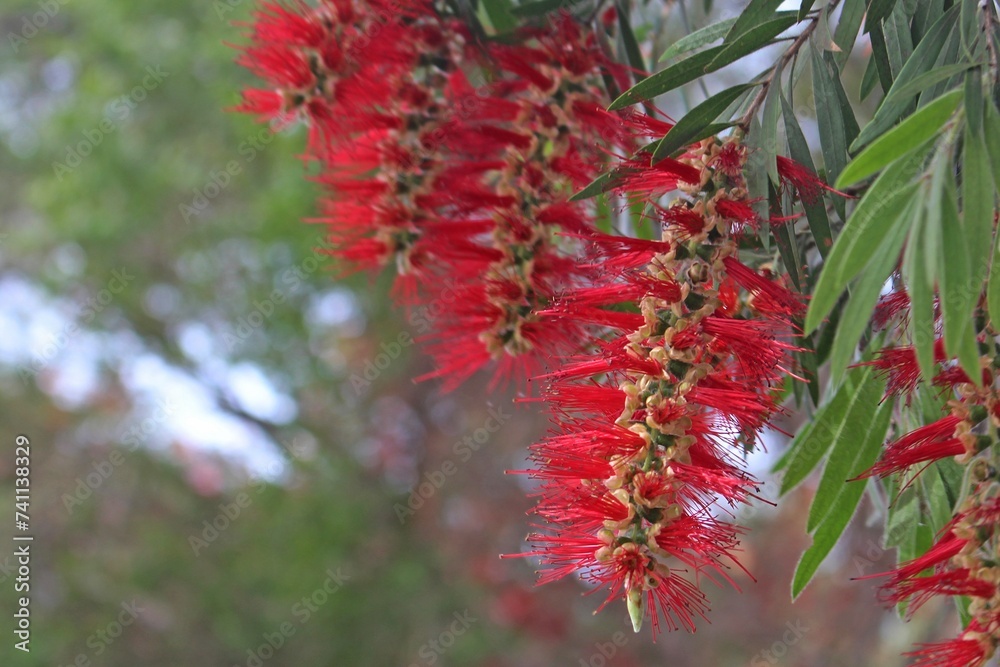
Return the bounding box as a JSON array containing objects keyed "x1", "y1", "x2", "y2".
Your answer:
[
  {"x1": 19, "y1": 267, "x2": 135, "y2": 385},
  {"x1": 179, "y1": 125, "x2": 278, "y2": 223},
  {"x1": 52, "y1": 66, "x2": 169, "y2": 180},
  {"x1": 7, "y1": 0, "x2": 70, "y2": 53},
  {"x1": 188, "y1": 475, "x2": 267, "y2": 556},
  {"x1": 405, "y1": 609, "x2": 478, "y2": 667},
  {"x1": 223, "y1": 237, "x2": 333, "y2": 351},
  {"x1": 57, "y1": 599, "x2": 144, "y2": 667},
  {"x1": 233, "y1": 567, "x2": 350, "y2": 667},
  {"x1": 748, "y1": 619, "x2": 810, "y2": 667},
  {"x1": 579, "y1": 629, "x2": 631, "y2": 667},
  {"x1": 62, "y1": 398, "x2": 177, "y2": 513},
  {"x1": 349, "y1": 331, "x2": 414, "y2": 395},
  {"x1": 394, "y1": 405, "x2": 512, "y2": 524}
]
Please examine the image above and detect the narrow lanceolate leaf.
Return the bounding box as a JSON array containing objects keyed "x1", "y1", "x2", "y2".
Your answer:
[
  {"x1": 610, "y1": 15, "x2": 793, "y2": 109},
  {"x1": 760, "y1": 65, "x2": 783, "y2": 186},
  {"x1": 851, "y1": 6, "x2": 959, "y2": 149},
  {"x1": 723, "y1": 0, "x2": 785, "y2": 45},
  {"x1": 570, "y1": 169, "x2": 617, "y2": 201},
  {"x1": 792, "y1": 393, "x2": 894, "y2": 599},
  {"x1": 865, "y1": 0, "x2": 899, "y2": 32},
  {"x1": 610, "y1": 47, "x2": 726, "y2": 109},
  {"x1": 939, "y1": 185, "x2": 980, "y2": 385},
  {"x1": 806, "y1": 368, "x2": 886, "y2": 531},
  {"x1": 652, "y1": 85, "x2": 753, "y2": 160},
  {"x1": 616, "y1": 0, "x2": 647, "y2": 79},
  {"x1": 811, "y1": 45, "x2": 849, "y2": 206},
  {"x1": 782, "y1": 89, "x2": 833, "y2": 259},
  {"x1": 827, "y1": 206, "x2": 909, "y2": 384},
  {"x1": 658, "y1": 17, "x2": 738, "y2": 62},
  {"x1": 707, "y1": 15, "x2": 798, "y2": 72},
  {"x1": 806, "y1": 142, "x2": 932, "y2": 334},
  {"x1": 902, "y1": 190, "x2": 937, "y2": 384},
  {"x1": 985, "y1": 100, "x2": 1000, "y2": 192},
  {"x1": 834, "y1": 0, "x2": 866, "y2": 66},
  {"x1": 838, "y1": 89, "x2": 961, "y2": 187},
  {"x1": 778, "y1": 371, "x2": 862, "y2": 496}
]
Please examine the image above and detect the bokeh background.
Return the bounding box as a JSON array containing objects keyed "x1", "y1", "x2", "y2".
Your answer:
[{"x1": 0, "y1": 0, "x2": 964, "y2": 665}]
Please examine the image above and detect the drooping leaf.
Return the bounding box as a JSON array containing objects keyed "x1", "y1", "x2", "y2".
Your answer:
[
  {"x1": 839, "y1": 89, "x2": 960, "y2": 187},
  {"x1": 807, "y1": 142, "x2": 932, "y2": 334},
  {"x1": 724, "y1": 0, "x2": 786, "y2": 45},
  {"x1": 652, "y1": 85, "x2": 754, "y2": 160},
  {"x1": 658, "y1": 17, "x2": 738, "y2": 62},
  {"x1": 792, "y1": 392, "x2": 894, "y2": 599},
  {"x1": 781, "y1": 88, "x2": 833, "y2": 260},
  {"x1": 851, "y1": 6, "x2": 959, "y2": 148}
]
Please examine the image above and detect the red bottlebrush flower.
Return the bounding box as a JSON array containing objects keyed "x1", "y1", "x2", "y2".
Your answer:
[
  {"x1": 721, "y1": 257, "x2": 806, "y2": 318},
  {"x1": 714, "y1": 197, "x2": 759, "y2": 230},
  {"x1": 856, "y1": 415, "x2": 966, "y2": 479},
  {"x1": 660, "y1": 204, "x2": 708, "y2": 238},
  {"x1": 775, "y1": 155, "x2": 850, "y2": 204},
  {"x1": 904, "y1": 634, "x2": 990, "y2": 667}
]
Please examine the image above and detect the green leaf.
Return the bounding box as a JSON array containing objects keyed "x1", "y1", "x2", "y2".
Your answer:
[
  {"x1": 616, "y1": 0, "x2": 647, "y2": 79},
  {"x1": 760, "y1": 64, "x2": 783, "y2": 185},
  {"x1": 724, "y1": 0, "x2": 785, "y2": 45},
  {"x1": 834, "y1": 0, "x2": 866, "y2": 67},
  {"x1": 651, "y1": 85, "x2": 753, "y2": 160},
  {"x1": 792, "y1": 394, "x2": 894, "y2": 599},
  {"x1": 708, "y1": 15, "x2": 798, "y2": 72},
  {"x1": 806, "y1": 143, "x2": 931, "y2": 334},
  {"x1": 985, "y1": 99, "x2": 1000, "y2": 191},
  {"x1": 611, "y1": 14, "x2": 795, "y2": 110},
  {"x1": 860, "y1": 55, "x2": 880, "y2": 100},
  {"x1": 884, "y1": 63, "x2": 975, "y2": 108},
  {"x1": 480, "y1": 0, "x2": 517, "y2": 33},
  {"x1": 965, "y1": 69, "x2": 984, "y2": 136},
  {"x1": 865, "y1": 0, "x2": 899, "y2": 32},
  {"x1": 782, "y1": 88, "x2": 833, "y2": 261},
  {"x1": 851, "y1": 5, "x2": 960, "y2": 148},
  {"x1": 610, "y1": 47, "x2": 726, "y2": 109},
  {"x1": 838, "y1": 89, "x2": 961, "y2": 187},
  {"x1": 811, "y1": 45, "x2": 849, "y2": 206},
  {"x1": 903, "y1": 197, "x2": 938, "y2": 384},
  {"x1": 883, "y1": 0, "x2": 914, "y2": 78},
  {"x1": 940, "y1": 184, "x2": 980, "y2": 385},
  {"x1": 806, "y1": 369, "x2": 887, "y2": 531},
  {"x1": 869, "y1": 25, "x2": 895, "y2": 93},
  {"x1": 509, "y1": 0, "x2": 577, "y2": 16},
  {"x1": 658, "y1": 17, "x2": 738, "y2": 61},
  {"x1": 778, "y1": 372, "x2": 861, "y2": 495},
  {"x1": 570, "y1": 170, "x2": 617, "y2": 201},
  {"x1": 828, "y1": 204, "x2": 911, "y2": 383}
]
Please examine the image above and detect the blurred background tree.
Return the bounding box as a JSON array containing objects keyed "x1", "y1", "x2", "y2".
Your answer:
[{"x1": 0, "y1": 0, "x2": 965, "y2": 665}]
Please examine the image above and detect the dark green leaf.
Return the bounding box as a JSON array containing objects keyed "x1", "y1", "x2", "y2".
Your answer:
[
  {"x1": 570, "y1": 170, "x2": 617, "y2": 201},
  {"x1": 616, "y1": 0, "x2": 647, "y2": 80},
  {"x1": 851, "y1": 6, "x2": 959, "y2": 148},
  {"x1": 834, "y1": 0, "x2": 867, "y2": 67},
  {"x1": 940, "y1": 184, "x2": 980, "y2": 384},
  {"x1": 610, "y1": 47, "x2": 726, "y2": 109},
  {"x1": 708, "y1": 15, "x2": 799, "y2": 72},
  {"x1": 965, "y1": 69, "x2": 984, "y2": 136},
  {"x1": 658, "y1": 17, "x2": 738, "y2": 62},
  {"x1": 839, "y1": 89, "x2": 960, "y2": 187},
  {"x1": 811, "y1": 45, "x2": 849, "y2": 198},
  {"x1": 798, "y1": 0, "x2": 816, "y2": 21},
  {"x1": 860, "y1": 55, "x2": 881, "y2": 100},
  {"x1": 481, "y1": 0, "x2": 517, "y2": 33},
  {"x1": 724, "y1": 0, "x2": 785, "y2": 45},
  {"x1": 782, "y1": 88, "x2": 833, "y2": 260},
  {"x1": 869, "y1": 25, "x2": 895, "y2": 93},
  {"x1": 865, "y1": 0, "x2": 899, "y2": 32},
  {"x1": 652, "y1": 85, "x2": 753, "y2": 160}
]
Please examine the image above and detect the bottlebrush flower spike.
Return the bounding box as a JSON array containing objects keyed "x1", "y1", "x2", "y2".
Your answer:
[{"x1": 511, "y1": 135, "x2": 803, "y2": 636}]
